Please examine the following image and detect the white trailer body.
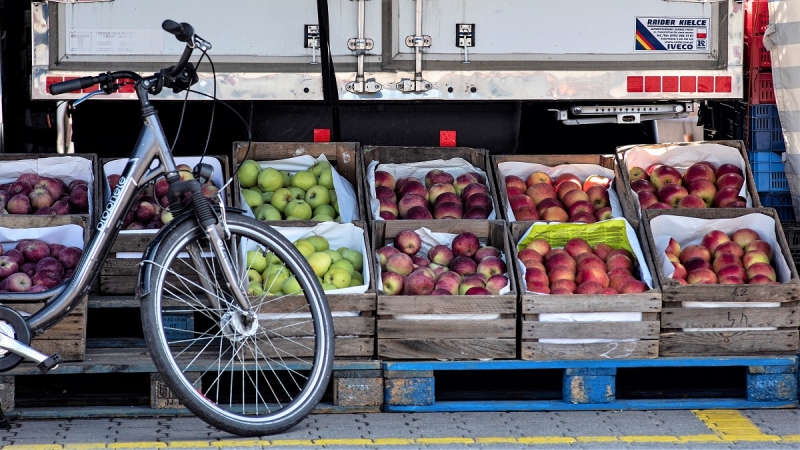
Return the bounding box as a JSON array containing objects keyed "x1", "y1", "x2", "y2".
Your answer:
[{"x1": 32, "y1": 0, "x2": 744, "y2": 109}]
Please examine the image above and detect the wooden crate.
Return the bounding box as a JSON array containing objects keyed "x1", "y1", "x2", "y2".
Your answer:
[
  {"x1": 614, "y1": 140, "x2": 762, "y2": 230},
  {"x1": 98, "y1": 155, "x2": 231, "y2": 295},
  {"x1": 14, "y1": 297, "x2": 87, "y2": 362},
  {"x1": 510, "y1": 220, "x2": 662, "y2": 361},
  {"x1": 0, "y1": 153, "x2": 100, "y2": 231},
  {"x1": 231, "y1": 142, "x2": 365, "y2": 222},
  {"x1": 492, "y1": 154, "x2": 624, "y2": 225},
  {"x1": 0, "y1": 214, "x2": 92, "y2": 362},
  {"x1": 361, "y1": 145, "x2": 501, "y2": 226},
  {"x1": 641, "y1": 208, "x2": 800, "y2": 356},
  {"x1": 256, "y1": 221, "x2": 376, "y2": 359},
  {"x1": 373, "y1": 220, "x2": 518, "y2": 360}
]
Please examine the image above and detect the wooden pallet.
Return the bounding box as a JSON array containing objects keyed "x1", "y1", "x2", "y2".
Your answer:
[
  {"x1": 382, "y1": 357, "x2": 799, "y2": 411},
  {"x1": 0, "y1": 347, "x2": 382, "y2": 415},
  {"x1": 641, "y1": 208, "x2": 800, "y2": 357},
  {"x1": 373, "y1": 220, "x2": 518, "y2": 360}
]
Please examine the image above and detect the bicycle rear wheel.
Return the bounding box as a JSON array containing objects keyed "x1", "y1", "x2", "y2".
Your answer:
[{"x1": 139, "y1": 213, "x2": 334, "y2": 436}]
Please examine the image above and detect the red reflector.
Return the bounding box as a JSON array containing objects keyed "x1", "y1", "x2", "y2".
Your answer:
[
  {"x1": 662, "y1": 76, "x2": 679, "y2": 92},
  {"x1": 118, "y1": 79, "x2": 136, "y2": 93},
  {"x1": 440, "y1": 130, "x2": 457, "y2": 147},
  {"x1": 627, "y1": 76, "x2": 644, "y2": 92},
  {"x1": 698, "y1": 76, "x2": 714, "y2": 93},
  {"x1": 645, "y1": 77, "x2": 661, "y2": 92},
  {"x1": 45, "y1": 76, "x2": 64, "y2": 94},
  {"x1": 715, "y1": 76, "x2": 732, "y2": 93},
  {"x1": 680, "y1": 76, "x2": 696, "y2": 93},
  {"x1": 313, "y1": 129, "x2": 331, "y2": 143},
  {"x1": 82, "y1": 84, "x2": 99, "y2": 93}
]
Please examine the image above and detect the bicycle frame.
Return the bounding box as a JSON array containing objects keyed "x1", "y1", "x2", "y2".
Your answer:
[{"x1": 0, "y1": 85, "x2": 180, "y2": 338}]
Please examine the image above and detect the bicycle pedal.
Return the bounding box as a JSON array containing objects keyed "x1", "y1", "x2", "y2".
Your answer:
[{"x1": 36, "y1": 353, "x2": 62, "y2": 372}]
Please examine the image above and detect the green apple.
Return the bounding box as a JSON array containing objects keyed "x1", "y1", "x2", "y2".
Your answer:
[
  {"x1": 351, "y1": 271, "x2": 364, "y2": 285},
  {"x1": 294, "y1": 239, "x2": 315, "y2": 257},
  {"x1": 317, "y1": 168, "x2": 334, "y2": 189},
  {"x1": 306, "y1": 235, "x2": 330, "y2": 252},
  {"x1": 289, "y1": 187, "x2": 306, "y2": 201},
  {"x1": 264, "y1": 252, "x2": 283, "y2": 267},
  {"x1": 335, "y1": 216, "x2": 341, "y2": 223},
  {"x1": 285, "y1": 200, "x2": 313, "y2": 220},
  {"x1": 349, "y1": 278, "x2": 362, "y2": 287},
  {"x1": 237, "y1": 160, "x2": 261, "y2": 188},
  {"x1": 314, "y1": 204, "x2": 336, "y2": 218},
  {"x1": 257, "y1": 167, "x2": 284, "y2": 192},
  {"x1": 321, "y1": 282, "x2": 337, "y2": 291},
  {"x1": 281, "y1": 171, "x2": 291, "y2": 188},
  {"x1": 242, "y1": 189, "x2": 263, "y2": 208},
  {"x1": 247, "y1": 269, "x2": 263, "y2": 284},
  {"x1": 305, "y1": 185, "x2": 331, "y2": 209},
  {"x1": 246, "y1": 251, "x2": 267, "y2": 273},
  {"x1": 307, "y1": 251, "x2": 332, "y2": 277},
  {"x1": 270, "y1": 188, "x2": 294, "y2": 213},
  {"x1": 281, "y1": 276, "x2": 303, "y2": 295},
  {"x1": 291, "y1": 170, "x2": 317, "y2": 191},
  {"x1": 310, "y1": 159, "x2": 332, "y2": 177},
  {"x1": 312, "y1": 214, "x2": 335, "y2": 222},
  {"x1": 261, "y1": 191, "x2": 274, "y2": 204},
  {"x1": 324, "y1": 267, "x2": 351, "y2": 289},
  {"x1": 254, "y1": 204, "x2": 282, "y2": 221},
  {"x1": 324, "y1": 249, "x2": 342, "y2": 263},
  {"x1": 329, "y1": 190, "x2": 337, "y2": 203},
  {"x1": 271, "y1": 290, "x2": 284, "y2": 296},
  {"x1": 247, "y1": 282, "x2": 264, "y2": 296},
  {"x1": 339, "y1": 248, "x2": 363, "y2": 272},
  {"x1": 331, "y1": 259, "x2": 355, "y2": 276},
  {"x1": 263, "y1": 271, "x2": 289, "y2": 293}
]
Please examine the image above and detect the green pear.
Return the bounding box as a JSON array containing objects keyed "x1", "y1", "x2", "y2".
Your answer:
[
  {"x1": 306, "y1": 235, "x2": 330, "y2": 252},
  {"x1": 294, "y1": 239, "x2": 315, "y2": 257},
  {"x1": 321, "y1": 282, "x2": 338, "y2": 291},
  {"x1": 263, "y1": 271, "x2": 289, "y2": 293},
  {"x1": 289, "y1": 187, "x2": 306, "y2": 201},
  {"x1": 247, "y1": 269, "x2": 263, "y2": 284},
  {"x1": 281, "y1": 171, "x2": 291, "y2": 188},
  {"x1": 281, "y1": 276, "x2": 303, "y2": 295},
  {"x1": 351, "y1": 271, "x2": 364, "y2": 285},
  {"x1": 254, "y1": 204, "x2": 282, "y2": 221},
  {"x1": 329, "y1": 190, "x2": 337, "y2": 203},
  {"x1": 324, "y1": 249, "x2": 342, "y2": 263},
  {"x1": 247, "y1": 282, "x2": 264, "y2": 296},
  {"x1": 261, "y1": 191, "x2": 274, "y2": 204},
  {"x1": 324, "y1": 267, "x2": 351, "y2": 289},
  {"x1": 314, "y1": 204, "x2": 336, "y2": 218},
  {"x1": 312, "y1": 214, "x2": 335, "y2": 222},
  {"x1": 291, "y1": 170, "x2": 317, "y2": 191}
]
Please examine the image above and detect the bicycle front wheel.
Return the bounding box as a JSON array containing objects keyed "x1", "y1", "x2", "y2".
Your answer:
[{"x1": 139, "y1": 213, "x2": 334, "y2": 436}]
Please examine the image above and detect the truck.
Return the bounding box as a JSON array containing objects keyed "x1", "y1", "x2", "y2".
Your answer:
[{"x1": 6, "y1": 0, "x2": 744, "y2": 156}]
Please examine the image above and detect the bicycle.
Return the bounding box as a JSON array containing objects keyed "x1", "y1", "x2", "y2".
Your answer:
[{"x1": 0, "y1": 20, "x2": 334, "y2": 437}]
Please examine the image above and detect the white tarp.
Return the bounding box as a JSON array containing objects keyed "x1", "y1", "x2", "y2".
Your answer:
[{"x1": 765, "y1": 1, "x2": 800, "y2": 217}]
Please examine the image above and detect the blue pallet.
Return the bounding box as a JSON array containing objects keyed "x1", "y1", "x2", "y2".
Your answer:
[
  {"x1": 748, "y1": 151, "x2": 789, "y2": 193},
  {"x1": 383, "y1": 357, "x2": 799, "y2": 412},
  {"x1": 759, "y1": 192, "x2": 796, "y2": 221},
  {"x1": 750, "y1": 104, "x2": 786, "y2": 152}
]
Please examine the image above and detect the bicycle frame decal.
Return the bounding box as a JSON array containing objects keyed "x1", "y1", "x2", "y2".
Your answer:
[{"x1": 98, "y1": 161, "x2": 137, "y2": 231}]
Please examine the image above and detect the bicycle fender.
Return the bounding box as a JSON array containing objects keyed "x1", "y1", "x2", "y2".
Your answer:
[{"x1": 136, "y1": 206, "x2": 245, "y2": 298}]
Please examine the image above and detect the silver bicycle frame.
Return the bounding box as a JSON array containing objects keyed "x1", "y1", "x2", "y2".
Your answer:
[{"x1": 0, "y1": 111, "x2": 178, "y2": 335}]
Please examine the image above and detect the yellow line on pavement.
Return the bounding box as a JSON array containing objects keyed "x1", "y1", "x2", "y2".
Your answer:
[{"x1": 692, "y1": 409, "x2": 770, "y2": 439}]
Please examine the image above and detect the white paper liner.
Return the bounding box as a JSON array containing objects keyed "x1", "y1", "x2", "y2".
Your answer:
[
  {"x1": 621, "y1": 143, "x2": 754, "y2": 219},
  {"x1": 377, "y1": 226, "x2": 511, "y2": 320},
  {"x1": 0, "y1": 224, "x2": 85, "y2": 252},
  {"x1": 650, "y1": 213, "x2": 791, "y2": 283},
  {"x1": 259, "y1": 311, "x2": 360, "y2": 319},
  {"x1": 269, "y1": 222, "x2": 369, "y2": 295},
  {"x1": 366, "y1": 158, "x2": 496, "y2": 220},
  {"x1": 538, "y1": 312, "x2": 642, "y2": 344},
  {"x1": 238, "y1": 154, "x2": 359, "y2": 222},
  {"x1": 0, "y1": 156, "x2": 95, "y2": 219},
  {"x1": 393, "y1": 314, "x2": 500, "y2": 321},
  {"x1": 496, "y1": 162, "x2": 622, "y2": 222}
]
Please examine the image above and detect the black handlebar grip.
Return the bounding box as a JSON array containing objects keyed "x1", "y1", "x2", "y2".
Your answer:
[
  {"x1": 49, "y1": 76, "x2": 99, "y2": 95},
  {"x1": 162, "y1": 20, "x2": 195, "y2": 44}
]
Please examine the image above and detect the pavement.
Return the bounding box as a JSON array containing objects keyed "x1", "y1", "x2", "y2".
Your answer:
[{"x1": 0, "y1": 409, "x2": 798, "y2": 449}]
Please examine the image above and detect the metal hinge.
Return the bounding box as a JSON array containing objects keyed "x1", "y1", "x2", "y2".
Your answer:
[
  {"x1": 347, "y1": 38, "x2": 374, "y2": 53},
  {"x1": 405, "y1": 35, "x2": 432, "y2": 48}
]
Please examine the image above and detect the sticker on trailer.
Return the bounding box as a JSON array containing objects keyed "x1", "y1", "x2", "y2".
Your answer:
[
  {"x1": 67, "y1": 29, "x2": 164, "y2": 55},
  {"x1": 634, "y1": 18, "x2": 710, "y2": 53}
]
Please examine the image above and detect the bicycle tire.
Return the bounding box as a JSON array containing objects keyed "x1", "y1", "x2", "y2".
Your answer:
[{"x1": 139, "y1": 212, "x2": 334, "y2": 436}]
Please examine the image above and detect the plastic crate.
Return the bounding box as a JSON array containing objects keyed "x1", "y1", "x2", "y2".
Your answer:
[
  {"x1": 746, "y1": 34, "x2": 771, "y2": 71},
  {"x1": 720, "y1": 101, "x2": 748, "y2": 141},
  {"x1": 758, "y1": 192, "x2": 796, "y2": 222},
  {"x1": 748, "y1": 151, "x2": 788, "y2": 193},
  {"x1": 780, "y1": 221, "x2": 800, "y2": 267},
  {"x1": 745, "y1": 0, "x2": 769, "y2": 37},
  {"x1": 750, "y1": 70, "x2": 776, "y2": 105},
  {"x1": 749, "y1": 104, "x2": 785, "y2": 152}
]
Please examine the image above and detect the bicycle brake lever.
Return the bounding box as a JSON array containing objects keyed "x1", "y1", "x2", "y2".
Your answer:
[
  {"x1": 193, "y1": 34, "x2": 212, "y2": 52},
  {"x1": 72, "y1": 89, "x2": 107, "y2": 108}
]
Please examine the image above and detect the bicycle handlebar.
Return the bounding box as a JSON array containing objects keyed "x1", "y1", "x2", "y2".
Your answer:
[
  {"x1": 49, "y1": 76, "x2": 104, "y2": 96},
  {"x1": 162, "y1": 20, "x2": 195, "y2": 44}
]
